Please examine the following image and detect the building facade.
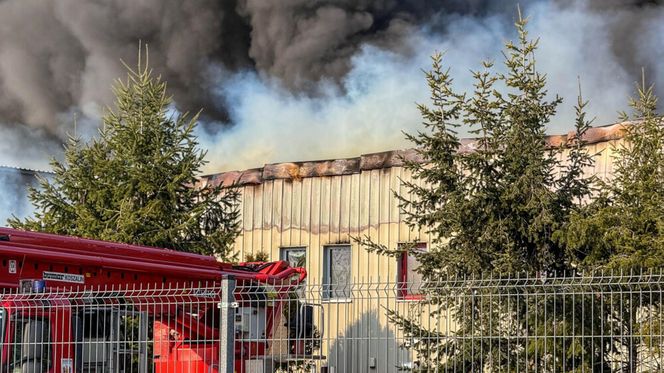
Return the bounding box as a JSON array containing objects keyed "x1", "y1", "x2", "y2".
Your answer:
[
  {"x1": 200, "y1": 122, "x2": 627, "y2": 371},
  {"x1": 202, "y1": 122, "x2": 624, "y2": 284}
]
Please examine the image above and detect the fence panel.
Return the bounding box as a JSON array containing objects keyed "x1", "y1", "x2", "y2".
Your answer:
[
  {"x1": 0, "y1": 273, "x2": 663, "y2": 372},
  {"x1": 236, "y1": 273, "x2": 664, "y2": 373},
  {"x1": 0, "y1": 283, "x2": 226, "y2": 373}
]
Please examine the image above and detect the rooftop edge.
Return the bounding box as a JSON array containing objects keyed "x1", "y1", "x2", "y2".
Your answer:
[{"x1": 201, "y1": 121, "x2": 631, "y2": 188}]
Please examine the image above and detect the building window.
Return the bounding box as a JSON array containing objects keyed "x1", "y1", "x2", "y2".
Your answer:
[
  {"x1": 281, "y1": 247, "x2": 307, "y2": 298},
  {"x1": 280, "y1": 247, "x2": 307, "y2": 268},
  {"x1": 323, "y1": 245, "x2": 352, "y2": 300},
  {"x1": 397, "y1": 242, "x2": 426, "y2": 299}
]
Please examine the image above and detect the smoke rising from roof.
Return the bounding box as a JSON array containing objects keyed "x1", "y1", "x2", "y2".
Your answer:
[{"x1": 0, "y1": 0, "x2": 661, "y2": 171}]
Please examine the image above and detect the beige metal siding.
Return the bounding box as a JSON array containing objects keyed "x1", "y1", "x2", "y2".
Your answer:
[
  {"x1": 235, "y1": 166, "x2": 411, "y2": 282},
  {"x1": 224, "y1": 138, "x2": 621, "y2": 371},
  {"x1": 233, "y1": 139, "x2": 619, "y2": 282}
]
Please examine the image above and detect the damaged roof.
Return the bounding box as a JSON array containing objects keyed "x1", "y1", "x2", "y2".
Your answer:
[
  {"x1": 201, "y1": 121, "x2": 629, "y2": 188},
  {"x1": 0, "y1": 165, "x2": 53, "y2": 176}
]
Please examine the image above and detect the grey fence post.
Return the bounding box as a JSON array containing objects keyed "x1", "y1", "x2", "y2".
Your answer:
[{"x1": 219, "y1": 275, "x2": 236, "y2": 373}]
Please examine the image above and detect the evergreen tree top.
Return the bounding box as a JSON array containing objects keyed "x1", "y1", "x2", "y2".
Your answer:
[
  {"x1": 562, "y1": 77, "x2": 664, "y2": 270},
  {"x1": 361, "y1": 13, "x2": 595, "y2": 276},
  {"x1": 10, "y1": 51, "x2": 240, "y2": 259}
]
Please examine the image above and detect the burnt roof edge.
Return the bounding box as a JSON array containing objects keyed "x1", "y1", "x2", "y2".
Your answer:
[{"x1": 201, "y1": 121, "x2": 629, "y2": 187}]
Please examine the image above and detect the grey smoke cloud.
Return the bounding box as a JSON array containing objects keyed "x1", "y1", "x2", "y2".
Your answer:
[
  {"x1": 236, "y1": 0, "x2": 539, "y2": 90},
  {"x1": 0, "y1": 0, "x2": 229, "y2": 135},
  {"x1": 0, "y1": 124, "x2": 62, "y2": 170},
  {"x1": 0, "y1": 0, "x2": 661, "y2": 171},
  {"x1": 200, "y1": 1, "x2": 643, "y2": 172}
]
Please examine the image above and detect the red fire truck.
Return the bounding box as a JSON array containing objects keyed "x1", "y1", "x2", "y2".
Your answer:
[{"x1": 0, "y1": 228, "x2": 317, "y2": 372}]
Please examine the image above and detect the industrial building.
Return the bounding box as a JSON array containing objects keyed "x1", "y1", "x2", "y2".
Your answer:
[
  {"x1": 0, "y1": 122, "x2": 629, "y2": 371},
  {"x1": 199, "y1": 122, "x2": 627, "y2": 371},
  {"x1": 202, "y1": 121, "x2": 625, "y2": 286}
]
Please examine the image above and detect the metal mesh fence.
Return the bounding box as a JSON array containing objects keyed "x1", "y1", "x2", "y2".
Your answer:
[
  {"x1": 1, "y1": 272, "x2": 664, "y2": 372},
  {"x1": 0, "y1": 283, "x2": 225, "y2": 373}
]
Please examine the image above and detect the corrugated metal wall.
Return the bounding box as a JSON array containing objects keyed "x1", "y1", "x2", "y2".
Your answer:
[
  {"x1": 227, "y1": 138, "x2": 622, "y2": 371},
  {"x1": 233, "y1": 138, "x2": 621, "y2": 280},
  {"x1": 235, "y1": 166, "x2": 430, "y2": 283},
  {"x1": 234, "y1": 166, "x2": 428, "y2": 371}
]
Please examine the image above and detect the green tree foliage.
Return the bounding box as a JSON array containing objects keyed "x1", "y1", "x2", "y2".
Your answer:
[
  {"x1": 361, "y1": 17, "x2": 596, "y2": 275},
  {"x1": 9, "y1": 54, "x2": 240, "y2": 259},
  {"x1": 557, "y1": 79, "x2": 664, "y2": 372},
  {"x1": 364, "y1": 15, "x2": 593, "y2": 275},
  {"x1": 561, "y1": 79, "x2": 664, "y2": 270},
  {"x1": 359, "y1": 13, "x2": 598, "y2": 371}
]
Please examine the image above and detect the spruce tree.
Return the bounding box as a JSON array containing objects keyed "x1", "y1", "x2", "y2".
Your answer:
[
  {"x1": 562, "y1": 79, "x2": 664, "y2": 269},
  {"x1": 10, "y1": 54, "x2": 239, "y2": 259},
  {"x1": 559, "y1": 79, "x2": 664, "y2": 371},
  {"x1": 360, "y1": 13, "x2": 597, "y2": 370}
]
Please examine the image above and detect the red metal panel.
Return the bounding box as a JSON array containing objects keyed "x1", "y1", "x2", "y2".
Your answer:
[{"x1": 0, "y1": 228, "x2": 306, "y2": 289}]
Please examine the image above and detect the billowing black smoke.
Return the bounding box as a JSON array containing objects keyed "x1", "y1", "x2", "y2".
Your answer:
[
  {"x1": 0, "y1": 0, "x2": 662, "y2": 170},
  {"x1": 0, "y1": 0, "x2": 531, "y2": 132}
]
